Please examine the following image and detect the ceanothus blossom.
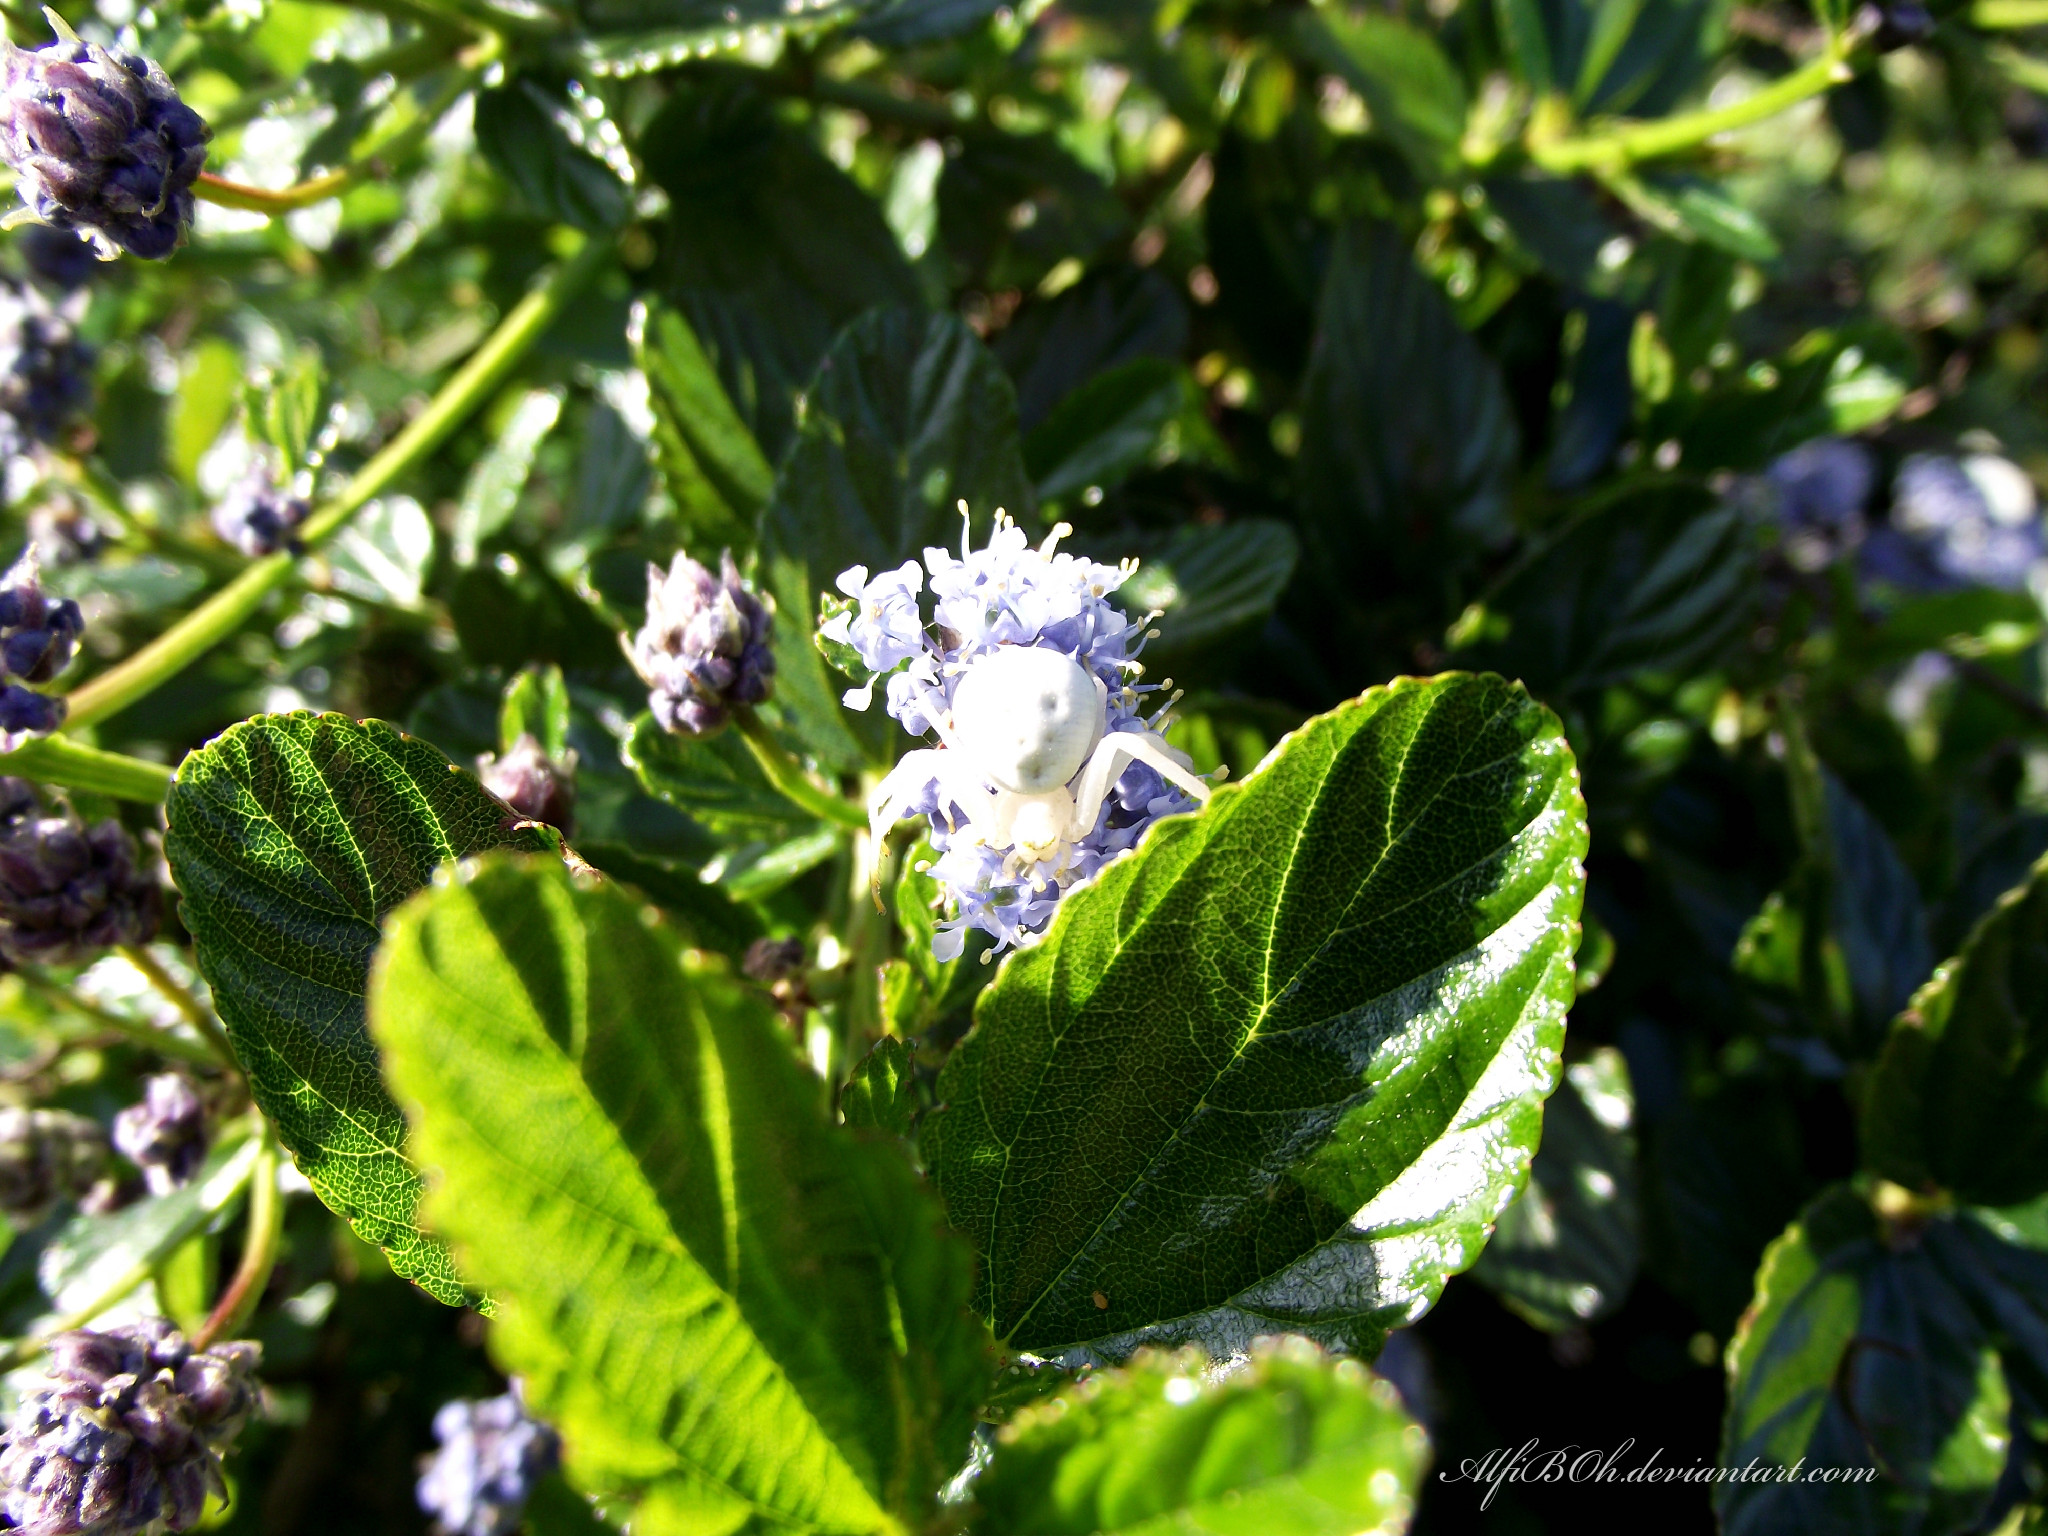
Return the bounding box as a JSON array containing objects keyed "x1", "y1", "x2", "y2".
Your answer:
[{"x1": 824, "y1": 508, "x2": 1212, "y2": 959}]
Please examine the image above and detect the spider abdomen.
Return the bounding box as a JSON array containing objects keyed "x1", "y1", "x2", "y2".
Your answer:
[{"x1": 949, "y1": 645, "x2": 1104, "y2": 795}]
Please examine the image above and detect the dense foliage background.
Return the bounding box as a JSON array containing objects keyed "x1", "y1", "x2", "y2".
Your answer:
[{"x1": 3, "y1": 0, "x2": 2048, "y2": 1527}]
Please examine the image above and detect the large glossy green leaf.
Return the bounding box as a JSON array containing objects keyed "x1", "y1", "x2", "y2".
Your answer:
[
  {"x1": 1472, "y1": 1045, "x2": 1640, "y2": 1330},
  {"x1": 923, "y1": 672, "x2": 1586, "y2": 1361},
  {"x1": 163, "y1": 713, "x2": 556, "y2": 1305},
  {"x1": 1452, "y1": 484, "x2": 1754, "y2": 697},
  {"x1": 370, "y1": 856, "x2": 988, "y2": 1535},
  {"x1": 1720, "y1": 1186, "x2": 2013, "y2": 1536},
  {"x1": 1296, "y1": 222, "x2": 1519, "y2": 590},
  {"x1": 972, "y1": 1338, "x2": 1428, "y2": 1535},
  {"x1": 1865, "y1": 853, "x2": 2048, "y2": 1206}
]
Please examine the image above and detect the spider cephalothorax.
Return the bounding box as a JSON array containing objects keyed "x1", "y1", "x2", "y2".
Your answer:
[{"x1": 826, "y1": 508, "x2": 1217, "y2": 957}]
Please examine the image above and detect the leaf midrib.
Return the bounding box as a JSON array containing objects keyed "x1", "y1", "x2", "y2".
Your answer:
[
  {"x1": 414, "y1": 898, "x2": 895, "y2": 1534},
  {"x1": 1000, "y1": 686, "x2": 1534, "y2": 1342}
]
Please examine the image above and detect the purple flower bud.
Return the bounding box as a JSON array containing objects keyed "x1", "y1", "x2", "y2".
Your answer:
[
  {"x1": 476, "y1": 735, "x2": 577, "y2": 836},
  {"x1": 0, "y1": 27, "x2": 209, "y2": 263},
  {"x1": 0, "y1": 812, "x2": 160, "y2": 965},
  {"x1": 628, "y1": 552, "x2": 775, "y2": 736},
  {"x1": 18, "y1": 224, "x2": 96, "y2": 290},
  {"x1": 111, "y1": 1074, "x2": 207, "y2": 1196},
  {"x1": 0, "y1": 1322, "x2": 258, "y2": 1536},
  {"x1": 27, "y1": 497, "x2": 105, "y2": 566},
  {"x1": 0, "y1": 546, "x2": 82, "y2": 683},
  {"x1": 417, "y1": 1391, "x2": 560, "y2": 1536},
  {"x1": 0, "y1": 682, "x2": 65, "y2": 747},
  {"x1": 0, "y1": 1106, "x2": 106, "y2": 1223},
  {"x1": 209, "y1": 463, "x2": 309, "y2": 558},
  {"x1": 0, "y1": 280, "x2": 91, "y2": 459}
]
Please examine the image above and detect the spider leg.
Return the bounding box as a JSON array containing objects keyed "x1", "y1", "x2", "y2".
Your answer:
[{"x1": 1067, "y1": 730, "x2": 1214, "y2": 839}]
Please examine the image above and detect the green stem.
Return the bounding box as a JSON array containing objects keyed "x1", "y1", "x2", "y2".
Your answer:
[
  {"x1": 1528, "y1": 44, "x2": 1855, "y2": 173},
  {"x1": 117, "y1": 945, "x2": 237, "y2": 1070},
  {"x1": 59, "y1": 237, "x2": 608, "y2": 732},
  {"x1": 193, "y1": 1136, "x2": 281, "y2": 1349},
  {"x1": 15, "y1": 968, "x2": 222, "y2": 1068},
  {"x1": 733, "y1": 709, "x2": 870, "y2": 831},
  {"x1": 196, "y1": 46, "x2": 497, "y2": 216},
  {"x1": 0, "y1": 735, "x2": 172, "y2": 803}
]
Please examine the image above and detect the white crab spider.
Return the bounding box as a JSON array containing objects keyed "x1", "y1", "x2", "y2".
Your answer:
[{"x1": 868, "y1": 644, "x2": 1216, "y2": 885}]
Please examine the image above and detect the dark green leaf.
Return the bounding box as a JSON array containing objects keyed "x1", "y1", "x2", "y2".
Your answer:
[
  {"x1": 853, "y1": 0, "x2": 1002, "y2": 46},
  {"x1": 641, "y1": 81, "x2": 920, "y2": 461},
  {"x1": 1719, "y1": 1186, "x2": 2011, "y2": 1536},
  {"x1": 163, "y1": 713, "x2": 557, "y2": 1305},
  {"x1": 973, "y1": 1339, "x2": 1429, "y2": 1535},
  {"x1": 1116, "y1": 520, "x2": 1300, "y2": 655},
  {"x1": 1297, "y1": 222, "x2": 1519, "y2": 588},
  {"x1": 623, "y1": 712, "x2": 813, "y2": 836},
  {"x1": 996, "y1": 267, "x2": 1189, "y2": 434},
  {"x1": 1024, "y1": 358, "x2": 1225, "y2": 505},
  {"x1": 1473, "y1": 1046, "x2": 1640, "y2": 1330},
  {"x1": 842, "y1": 1036, "x2": 921, "y2": 1136},
  {"x1": 1452, "y1": 484, "x2": 1753, "y2": 697},
  {"x1": 631, "y1": 299, "x2": 772, "y2": 554},
  {"x1": 474, "y1": 80, "x2": 629, "y2": 233},
  {"x1": 760, "y1": 306, "x2": 1035, "y2": 769},
  {"x1": 572, "y1": 840, "x2": 765, "y2": 959},
  {"x1": 1865, "y1": 853, "x2": 2048, "y2": 1206},
  {"x1": 369, "y1": 856, "x2": 988, "y2": 1531},
  {"x1": 1291, "y1": 13, "x2": 1468, "y2": 176},
  {"x1": 923, "y1": 672, "x2": 1586, "y2": 1359},
  {"x1": 938, "y1": 132, "x2": 1130, "y2": 292}
]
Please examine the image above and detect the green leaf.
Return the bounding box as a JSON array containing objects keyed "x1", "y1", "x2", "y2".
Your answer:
[
  {"x1": 500, "y1": 665, "x2": 572, "y2": 758},
  {"x1": 1117, "y1": 520, "x2": 1300, "y2": 656},
  {"x1": 923, "y1": 672, "x2": 1586, "y2": 1360},
  {"x1": 1451, "y1": 484, "x2": 1754, "y2": 697},
  {"x1": 760, "y1": 306, "x2": 1036, "y2": 769},
  {"x1": 632, "y1": 299, "x2": 772, "y2": 554},
  {"x1": 641, "y1": 80, "x2": 920, "y2": 461},
  {"x1": 163, "y1": 713, "x2": 557, "y2": 1305},
  {"x1": 453, "y1": 388, "x2": 565, "y2": 568},
  {"x1": 240, "y1": 344, "x2": 325, "y2": 472},
  {"x1": 1024, "y1": 358, "x2": 1227, "y2": 506},
  {"x1": 1865, "y1": 852, "x2": 2048, "y2": 1206},
  {"x1": 369, "y1": 855, "x2": 989, "y2": 1533},
  {"x1": 972, "y1": 1338, "x2": 1429, "y2": 1535},
  {"x1": 937, "y1": 131, "x2": 1131, "y2": 293},
  {"x1": 572, "y1": 841, "x2": 765, "y2": 959},
  {"x1": 843, "y1": 1036, "x2": 922, "y2": 1136},
  {"x1": 1297, "y1": 222, "x2": 1519, "y2": 588},
  {"x1": 1719, "y1": 1187, "x2": 2013, "y2": 1536},
  {"x1": 473, "y1": 77, "x2": 629, "y2": 233},
  {"x1": 624, "y1": 712, "x2": 815, "y2": 836},
  {"x1": 36, "y1": 1126, "x2": 260, "y2": 1315},
  {"x1": 1472, "y1": 1046, "x2": 1640, "y2": 1330},
  {"x1": 1782, "y1": 736, "x2": 1934, "y2": 1055},
  {"x1": 1291, "y1": 13, "x2": 1468, "y2": 177},
  {"x1": 326, "y1": 496, "x2": 436, "y2": 609}
]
